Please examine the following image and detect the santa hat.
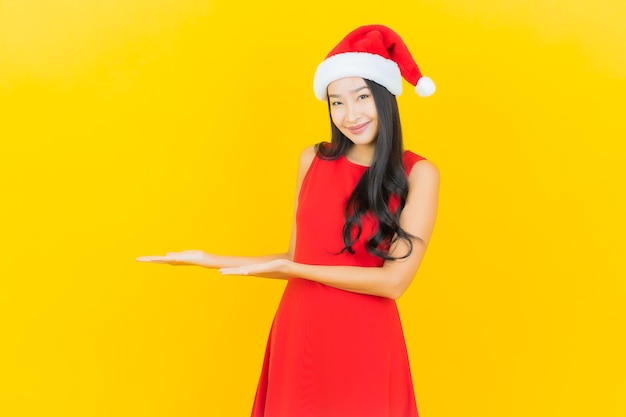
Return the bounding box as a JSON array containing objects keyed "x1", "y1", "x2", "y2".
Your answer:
[{"x1": 313, "y1": 25, "x2": 435, "y2": 101}]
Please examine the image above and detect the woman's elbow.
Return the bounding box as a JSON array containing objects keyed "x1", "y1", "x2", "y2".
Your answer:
[
  {"x1": 383, "y1": 276, "x2": 414, "y2": 300},
  {"x1": 387, "y1": 286, "x2": 408, "y2": 300},
  {"x1": 377, "y1": 262, "x2": 418, "y2": 299}
]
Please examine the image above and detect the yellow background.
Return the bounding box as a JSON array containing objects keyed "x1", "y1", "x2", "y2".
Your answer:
[{"x1": 1, "y1": 0, "x2": 625, "y2": 416}]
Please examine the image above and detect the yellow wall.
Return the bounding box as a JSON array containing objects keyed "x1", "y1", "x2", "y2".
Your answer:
[{"x1": 1, "y1": 1, "x2": 624, "y2": 416}]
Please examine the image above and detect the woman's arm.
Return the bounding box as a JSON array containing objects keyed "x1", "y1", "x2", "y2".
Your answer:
[
  {"x1": 220, "y1": 159, "x2": 440, "y2": 299},
  {"x1": 136, "y1": 250, "x2": 291, "y2": 268},
  {"x1": 136, "y1": 146, "x2": 317, "y2": 271}
]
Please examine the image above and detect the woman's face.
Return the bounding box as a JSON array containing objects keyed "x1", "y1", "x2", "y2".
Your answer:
[{"x1": 327, "y1": 77, "x2": 379, "y2": 147}]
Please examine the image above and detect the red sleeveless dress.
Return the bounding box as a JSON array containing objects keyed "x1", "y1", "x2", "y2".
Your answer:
[{"x1": 251, "y1": 150, "x2": 424, "y2": 417}]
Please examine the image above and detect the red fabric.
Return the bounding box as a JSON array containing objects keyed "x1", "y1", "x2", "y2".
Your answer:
[
  {"x1": 251, "y1": 150, "x2": 425, "y2": 417},
  {"x1": 326, "y1": 25, "x2": 423, "y2": 86}
]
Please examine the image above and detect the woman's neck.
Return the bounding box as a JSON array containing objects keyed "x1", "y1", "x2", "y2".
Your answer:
[{"x1": 346, "y1": 144, "x2": 375, "y2": 167}]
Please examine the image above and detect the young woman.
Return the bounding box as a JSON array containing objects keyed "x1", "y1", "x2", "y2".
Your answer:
[{"x1": 138, "y1": 25, "x2": 439, "y2": 417}]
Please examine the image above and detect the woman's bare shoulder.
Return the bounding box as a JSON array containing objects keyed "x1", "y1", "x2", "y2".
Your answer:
[
  {"x1": 407, "y1": 159, "x2": 440, "y2": 190},
  {"x1": 411, "y1": 158, "x2": 439, "y2": 175},
  {"x1": 298, "y1": 145, "x2": 317, "y2": 170}
]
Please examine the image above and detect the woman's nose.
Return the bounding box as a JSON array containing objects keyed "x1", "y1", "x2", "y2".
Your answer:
[{"x1": 345, "y1": 103, "x2": 361, "y2": 122}]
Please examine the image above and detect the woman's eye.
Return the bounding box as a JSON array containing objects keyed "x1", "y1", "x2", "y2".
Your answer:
[
  {"x1": 331, "y1": 101, "x2": 342, "y2": 106},
  {"x1": 357, "y1": 94, "x2": 369, "y2": 100}
]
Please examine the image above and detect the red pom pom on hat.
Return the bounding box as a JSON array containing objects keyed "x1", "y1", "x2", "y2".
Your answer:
[{"x1": 314, "y1": 25, "x2": 435, "y2": 100}]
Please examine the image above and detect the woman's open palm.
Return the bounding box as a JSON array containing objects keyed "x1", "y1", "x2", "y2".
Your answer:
[{"x1": 136, "y1": 250, "x2": 207, "y2": 267}]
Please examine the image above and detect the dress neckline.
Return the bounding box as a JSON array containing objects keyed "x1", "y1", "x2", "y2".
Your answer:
[{"x1": 341, "y1": 154, "x2": 370, "y2": 169}]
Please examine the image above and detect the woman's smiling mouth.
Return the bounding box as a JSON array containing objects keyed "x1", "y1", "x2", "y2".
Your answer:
[{"x1": 347, "y1": 121, "x2": 370, "y2": 135}]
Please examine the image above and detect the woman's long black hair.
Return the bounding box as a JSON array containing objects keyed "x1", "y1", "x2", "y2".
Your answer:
[{"x1": 317, "y1": 79, "x2": 418, "y2": 261}]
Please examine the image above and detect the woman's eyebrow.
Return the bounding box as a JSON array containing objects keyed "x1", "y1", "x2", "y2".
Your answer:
[{"x1": 328, "y1": 86, "x2": 369, "y2": 98}]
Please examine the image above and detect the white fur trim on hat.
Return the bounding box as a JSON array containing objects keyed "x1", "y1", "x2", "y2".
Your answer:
[{"x1": 313, "y1": 52, "x2": 402, "y2": 101}]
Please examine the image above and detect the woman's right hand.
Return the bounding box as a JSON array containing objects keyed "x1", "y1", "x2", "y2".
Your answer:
[{"x1": 136, "y1": 250, "x2": 214, "y2": 267}]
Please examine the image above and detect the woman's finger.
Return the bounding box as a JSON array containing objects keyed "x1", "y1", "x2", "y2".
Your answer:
[{"x1": 136, "y1": 255, "x2": 164, "y2": 262}]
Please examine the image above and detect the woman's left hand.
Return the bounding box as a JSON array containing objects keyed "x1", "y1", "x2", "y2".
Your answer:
[
  {"x1": 136, "y1": 250, "x2": 210, "y2": 267},
  {"x1": 219, "y1": 259, "x2": 293, "y2": 279}
]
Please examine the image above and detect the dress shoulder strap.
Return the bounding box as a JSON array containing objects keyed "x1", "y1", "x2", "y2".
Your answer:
[{"x1": 402, "y1": 150, "x2": 426, "y2": 176}]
